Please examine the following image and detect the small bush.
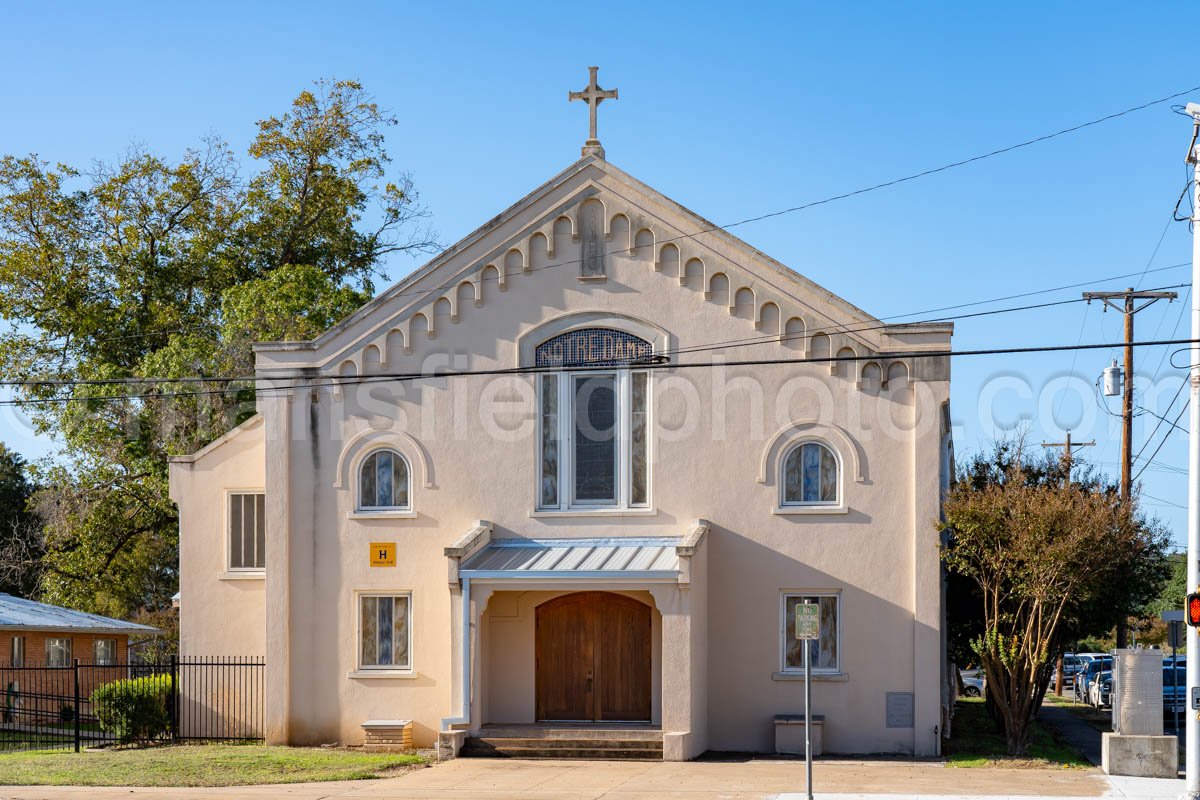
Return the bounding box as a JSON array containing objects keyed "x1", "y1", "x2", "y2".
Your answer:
[
  {"x1": 59, "y1": 703, "x2": 74, "y2": 723},
  {"x1": 90, "y1": 674, "x2": 171, "y2": 743}
]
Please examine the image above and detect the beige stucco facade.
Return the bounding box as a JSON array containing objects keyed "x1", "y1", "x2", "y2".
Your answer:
[{"x1": 169, "y1": 155, "x2": 952, "y2": 760}]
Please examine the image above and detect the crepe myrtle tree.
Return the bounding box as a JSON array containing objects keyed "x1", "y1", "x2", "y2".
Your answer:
[{"x1": 941, "y1": 441, "x2": 1169, "y2": 755}]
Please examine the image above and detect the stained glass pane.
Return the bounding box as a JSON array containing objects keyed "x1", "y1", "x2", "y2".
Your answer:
[
  {"x1": 801, "y1": 444, "x2": 821, "y2": 503},
  {"x1": 540, "y1": 375, "x2": 559, "y2": 507},
  {"x1": 631, "y1": 371, "x2": 648, "y2": 505},
  {"x1": 361, "y1": 596, "x2": 378, "y2": 665},
  {"x1": 820, "y1": 447, "x2": 838, "y2": 503},
  {"x1": 573, "y1": 375, "x2": 617, "y2": 502},
  {"x1": 376, "y1": 451, "x2": 393, "y2": 508},
  {"x1": 393, "y1": 456, "x2": 409, "y2": 508},
  {"x1": 360, "y1": 454, "x2": 377, "y2": 509},
  {"x1": 392, "y1": 597, "x2": 410, "y2": 668},
  {"x1": 783, "y1": 447, "x2": 803, "y2": 503},
  {"x1": 378, "y1": 596, "x2": 393, "y2": 665},
  {"x1": 783, "y1": 595, "x2": 839, "y2": 671}
]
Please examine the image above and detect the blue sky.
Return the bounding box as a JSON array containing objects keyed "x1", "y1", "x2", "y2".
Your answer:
[{"x1": 1, "y1": 2, "x2": 1196, "y2": 544}]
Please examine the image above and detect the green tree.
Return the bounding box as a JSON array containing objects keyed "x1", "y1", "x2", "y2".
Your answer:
[
  {"x1": 942, "y1": 441, "x2": 1169, "y2": 755},
  {"x1": 0, "y1": 442, "x2": 39, "y2": 597},
  {"x1": 0, "y1": 79, "x2": 434, "y2": 619}
]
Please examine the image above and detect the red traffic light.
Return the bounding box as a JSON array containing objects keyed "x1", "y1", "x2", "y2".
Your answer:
[{"x1": 1188, "y1": 594, "x2": 1200, "y2": 626}]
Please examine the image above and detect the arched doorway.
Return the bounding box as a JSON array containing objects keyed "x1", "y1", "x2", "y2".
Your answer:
[{"x1": 535, "y1": 592, "x2": 652, "y2": 722}]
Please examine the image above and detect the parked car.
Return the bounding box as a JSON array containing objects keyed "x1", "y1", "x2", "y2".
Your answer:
[
  {"x1": 1075, "y1": 656, "x2": 1113, "y2": 703},
  {"x1": 1090, "y1": 670, "x2": 1112, "y2": 707},
  {"x1": 961, "y1": 674, "x2": 985, "y2": 698},
  {"x1": 1164, "y1": 665, "x2": 1187, "y2": 717},
  {"x1": 1051, "y1": 654, "x2": 1090, "y2": 688}
]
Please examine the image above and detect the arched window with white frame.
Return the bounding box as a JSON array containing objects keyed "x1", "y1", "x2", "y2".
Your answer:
[
  {"x1": 358, "y1": 449, "x2": 411, "y2": 511},
  {"x1": 781, "y1": 441, "x2": 839, "y2": 506}
]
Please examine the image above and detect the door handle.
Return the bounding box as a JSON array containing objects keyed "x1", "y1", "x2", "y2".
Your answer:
[{"x1": 586, "y1": 670, "x2": 593, "y2": 693}]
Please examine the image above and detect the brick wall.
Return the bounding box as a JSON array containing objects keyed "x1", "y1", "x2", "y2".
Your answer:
[{"x1": 1, "y1": 630, "x2": 129, "y2": 665}]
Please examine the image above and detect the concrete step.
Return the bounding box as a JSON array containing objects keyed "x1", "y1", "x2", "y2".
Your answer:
[
  {"x1": 462, "y1": 736, "x2": 663, "y2": 761},
  {"x1": 476, "y1": 725, "x2": 662, "y2": 741}
]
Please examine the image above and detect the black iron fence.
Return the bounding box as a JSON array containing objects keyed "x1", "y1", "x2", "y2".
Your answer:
[{"x1": 0, "y1": 656, "x2": 264, "y2": 753}]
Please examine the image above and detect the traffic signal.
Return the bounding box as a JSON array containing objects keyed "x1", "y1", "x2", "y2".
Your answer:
[{"x1": 1188, "y1": 593, "x2": 1200, "y2": 626}]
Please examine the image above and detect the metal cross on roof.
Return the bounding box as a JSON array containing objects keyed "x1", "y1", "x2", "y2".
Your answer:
[{"x1": 569, "y1": 66, "x2": 618, "y2": 159}]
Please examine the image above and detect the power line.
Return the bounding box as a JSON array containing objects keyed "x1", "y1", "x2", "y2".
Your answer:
[
  {"x1": 1133, "y1": 399, "x2": 1190, "y2": 484},
  {"x1": 9, "y1": 335, "x2": 1200, "y2": 407},
  {"x1": 2, "y1": 282, "x2": 1189, "y2": 389}
]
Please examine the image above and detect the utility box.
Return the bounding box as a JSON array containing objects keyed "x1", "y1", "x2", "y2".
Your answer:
[
  {"x1": 1111, "y1": 649, "x2": 1163, "y2": 736},
  {"x1": 1104, "y1": 649, "x2": 1176, "y2": 779}
]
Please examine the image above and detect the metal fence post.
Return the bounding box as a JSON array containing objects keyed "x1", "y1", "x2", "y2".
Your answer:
[
  {"x1": 72, "y1": 658, "x2": 80, "y2": 753},
  {"x1": 169, "y1": 655, "x2": 178, "y2": 740}
]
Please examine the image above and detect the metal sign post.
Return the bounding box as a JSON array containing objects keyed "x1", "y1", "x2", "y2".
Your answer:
[{"x1": 795, "y1": 601, "x2": 820, "y2": 800}]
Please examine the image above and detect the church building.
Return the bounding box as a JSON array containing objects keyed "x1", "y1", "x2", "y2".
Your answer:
[{"x1": 169, "y1": 69, "x2": 954, "y2": 760}]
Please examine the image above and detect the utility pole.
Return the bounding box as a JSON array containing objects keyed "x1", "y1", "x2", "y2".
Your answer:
[
  {"x1": 1041, "y1": 431, "x2": 1094, "y2": 696},
  {"x1": 1083, "y1": 287, "x2": 1176, "y2": 648},
  {"x1": 1181, "y1": 101, "x2": 1200, "y2": 800}
]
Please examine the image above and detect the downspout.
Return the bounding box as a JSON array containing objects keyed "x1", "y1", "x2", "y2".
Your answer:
[{"x1": 440, "y1": 576, "x2": 471, "y2": 729}]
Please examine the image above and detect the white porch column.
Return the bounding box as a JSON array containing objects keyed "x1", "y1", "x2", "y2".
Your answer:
[{"x1": 651, "y1": 534, "x2": 708, "y2": 761}]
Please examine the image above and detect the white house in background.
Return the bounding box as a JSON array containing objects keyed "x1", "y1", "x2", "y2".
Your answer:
[{"x1": 169, "y1": 71, "x2": 953, "y2": 761}]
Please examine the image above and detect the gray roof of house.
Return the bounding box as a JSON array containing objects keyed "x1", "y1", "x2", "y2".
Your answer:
[
  {"x1": 459, "y1": 537, "x2": 681, "y2": 578},
  {"x1": 0, "y1": 594, "x2": 159, "y2": 635}
]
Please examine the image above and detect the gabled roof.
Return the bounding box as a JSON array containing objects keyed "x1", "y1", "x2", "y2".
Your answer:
[
  {"x1": 0, "y1": 594, "x2": 159, "y2": 635},
  {"x1": 251, "y1": 155, "x2": 949, "y2": 372}
]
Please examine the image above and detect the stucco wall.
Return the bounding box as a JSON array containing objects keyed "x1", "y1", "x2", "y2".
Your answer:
[{"x1": 170, "y1": 417, "x2": 267, "y2": 660}]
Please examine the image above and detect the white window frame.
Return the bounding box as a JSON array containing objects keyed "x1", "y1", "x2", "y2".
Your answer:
[
  {"x1": 353, "y1": 591, "x2": 414, "y2": 675},
  {"x1": 537, "y1": 369, "x2": 652, "y2": 512},
  {"x1": 46, "y1": 637, "x2": 72, "y2": 668},
  {"x1": 779, "y1": 439, "x2": 842, "y2": 509},
  {"x1": 356, "y1": 449, "x2": 413, "y2": 514},
  {"x1": 10, "y1": 635, "x2": 25, "y2": 666},
  {"x1": 225, "y1": 490, "x2": 266, "y2": 574},
  {"x1": 779, "y1": 591, "x2": 842, "y2": 675},
  {"x1": 93, "y1": 638, "x2": 117, "y2": 665}
]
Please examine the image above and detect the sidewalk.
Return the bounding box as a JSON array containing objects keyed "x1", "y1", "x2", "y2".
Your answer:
[{"x1": 2, "y1": 755, "x2": 1182, "y2": 800}]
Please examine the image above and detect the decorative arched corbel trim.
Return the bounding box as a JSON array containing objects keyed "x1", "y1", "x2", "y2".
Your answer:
[
  {"x1": 333, "y1": 426, "x2": 435, "y2": 490},
  {"x1": 758, "y1": 420, "x2": 868, "y2": 485}
]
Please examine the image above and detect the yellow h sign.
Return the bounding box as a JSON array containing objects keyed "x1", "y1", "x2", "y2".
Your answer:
[{"x1": 370, "y1": 542, "x2": 396, "y2": 567}]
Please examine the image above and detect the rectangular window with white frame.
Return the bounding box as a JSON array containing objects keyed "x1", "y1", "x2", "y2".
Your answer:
[
  {"x1": 10, "y1": 635, "x2": 25, "y2": 666},
  {"x1": 93, "y1": 638, "x2": 116, "y2": 665},
  {"x1": 46, "y1": 637, "x2": 72, "y2": 667},
  {"x1": 781, "y1": 593, "x2": 840, "y2": 674},
  {"x1": 358, "y1": 593, "x2": 411, "y2": 670},
  {"x1": 228, "y1": 492, "x2": 266, "y2": 571},
  {"x1": 538, "y1": 369, "x2": 650, "y2": 510}
]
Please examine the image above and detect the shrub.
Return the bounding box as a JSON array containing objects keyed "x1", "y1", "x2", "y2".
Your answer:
[{"x1": 91, "y1": 674, "x2": 171, "y2": 743}]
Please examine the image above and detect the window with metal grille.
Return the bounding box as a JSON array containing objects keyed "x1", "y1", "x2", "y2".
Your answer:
[{"x1": 229, "y1": 493, "x2": 266, "y2": 570}]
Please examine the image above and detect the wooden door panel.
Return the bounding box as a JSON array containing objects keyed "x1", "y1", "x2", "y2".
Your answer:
[
  {"x1": 595, "y1": 593, "x2": 652, "y2": 721},
  {"x1": 535, "y1": 593, "x2": 594, "y2": 720},
  {"x1": 535, "y1": 592, "x2": 652, "y2": 722}
]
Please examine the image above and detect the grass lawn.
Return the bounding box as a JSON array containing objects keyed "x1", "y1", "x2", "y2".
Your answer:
[
  {"x1": 0, "y1": 743, "x2": 428, "y2": 786},
  {"x1": 944, "y1": 698, "x2": 1090, "y2": 769}
]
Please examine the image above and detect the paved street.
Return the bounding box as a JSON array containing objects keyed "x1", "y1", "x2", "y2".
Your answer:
[{"x1": 0, "y1": 756, "x2": 1182, "y2": 800}]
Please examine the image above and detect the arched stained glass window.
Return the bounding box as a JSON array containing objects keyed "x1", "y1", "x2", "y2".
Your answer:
[
  {"x1": 359, "y1": 450, "x2": 410, "y2": 510},
  {"x1": 782, "y1": 442, "x2": 839, "y2": 505}
]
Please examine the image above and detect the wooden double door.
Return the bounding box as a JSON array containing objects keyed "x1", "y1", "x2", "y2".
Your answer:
[{"x1": 535, "y1": 592, "x2": 652, "y2": 722}]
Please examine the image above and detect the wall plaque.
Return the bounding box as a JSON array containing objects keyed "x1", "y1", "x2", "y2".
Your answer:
[{"x1": 370, "y1": 542, "x2": 396, "y2": 567}]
